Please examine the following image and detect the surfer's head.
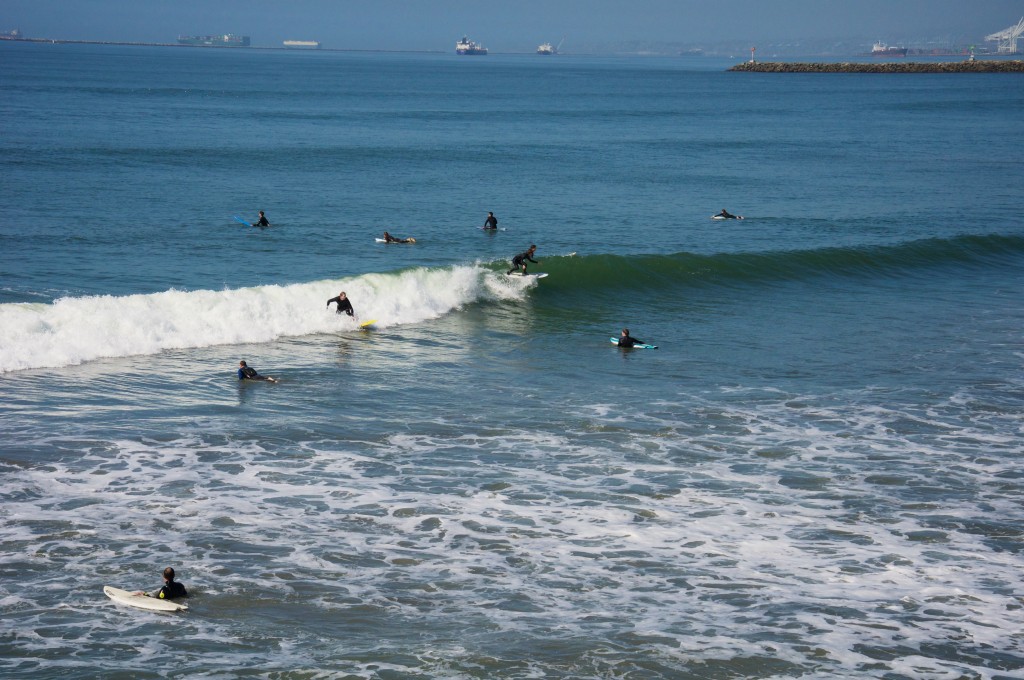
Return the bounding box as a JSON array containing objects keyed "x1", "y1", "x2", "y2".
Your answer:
[
  {"x1": 528, "y1": 245, "x2": 536, "y2": 252},
  {"x1": 239, "y1": 360, "x2": 247, "y2": 367},
  {"x1": 339, "y1": 292, "x2": 346, "y2": 298},
  {"x1": 622, "y1": 329, "x2": 630, "y2": 336},
  {"x1": 163, "y1": 567, "x2": 176, "y2": 582}
]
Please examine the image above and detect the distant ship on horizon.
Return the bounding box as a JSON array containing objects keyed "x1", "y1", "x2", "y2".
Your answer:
[
  {"x1": 177, "y1": 34, "x2": 250, "y2": 47},
  {"x1": 870, "y1": 41, "x2": 908, "y2": 57},
  {"x1": 283, "y1": 40, "x2": 320, "y2": 49},
  {"x1": 537, "y1": 37, "x2": 564, "y2": 55},
  {"x1": 456, "y1": 36, "x2": 488, "y2": 55}
]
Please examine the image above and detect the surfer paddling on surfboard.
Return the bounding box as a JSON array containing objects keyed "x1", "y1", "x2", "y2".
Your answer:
[
  {"x1": 382, "y1": 231, "x2": 415, "y2": 244},
  {"x1": 327, "y1": 291, "x2": 355, "y2": 317},
  {"x1": 713, "y1": 208, "x2": 742, "y2": 220},
  {"x1": 238, "y1": 360, "x2": 277, "y2": 383},
  {"x1": 507, "y1": 245, "x2": 539, "y2": 275},
  {"x1": 133, "y1": 567, "x2": 188, "y2": 600}
]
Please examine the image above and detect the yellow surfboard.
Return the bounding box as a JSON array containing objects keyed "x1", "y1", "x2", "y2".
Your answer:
[{"x1": 359, "y1": 319, "x2": 377, "y2": 329}]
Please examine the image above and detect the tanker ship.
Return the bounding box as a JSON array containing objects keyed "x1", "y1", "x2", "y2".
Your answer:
[{"x1": 456, "y1": 36, "x2": 488, "y2": 55}]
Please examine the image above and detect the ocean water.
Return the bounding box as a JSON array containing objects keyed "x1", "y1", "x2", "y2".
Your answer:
[{"x1": 1, "y1": 42, "x2": 1023, "y2": 679}]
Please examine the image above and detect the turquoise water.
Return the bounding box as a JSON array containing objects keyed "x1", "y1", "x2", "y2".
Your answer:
[{"x1": 1, "y1": 43, "x2": 1023, "y2": 678}]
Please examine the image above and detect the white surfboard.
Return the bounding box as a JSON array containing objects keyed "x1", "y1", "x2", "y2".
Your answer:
[
  {"x1": 711, "y1": 215, "x2": 744, "y2": 220},
  {"x1": 375, "y1": 237, "x2": 416, "y2": 243},
  {"x1": 104, "y1": 586, "x2": 188, "y2": 612},
  {"x1": 509, "y1": 272, "x2": 548, "y2": 279}
]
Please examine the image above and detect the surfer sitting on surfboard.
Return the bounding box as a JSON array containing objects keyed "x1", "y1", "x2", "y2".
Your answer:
[
  {"x1": 133, "y1": 567, "x2": 188, "y2": 600},
  {"x1": 254, "y1": 210, "x2": 270, "y2": 227},
  {"x1": 617, "y1": 329, "x2": 646, "y2": 348},
  {"x1": 327, "y1": 291, "x2": 355, "y2": 317},
  {"x1": 507, "y1": 245, "x2": 539, "y2": 275},
  {"x1": 483, "y1": 211, "x2": 498, "y2": 230},
  {"x1": 238, "y1": 360, "x2": 277, "y2": 383}
]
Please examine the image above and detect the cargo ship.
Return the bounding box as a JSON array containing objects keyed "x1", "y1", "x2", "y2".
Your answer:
[
  {"x1": 456, "y1": 36, "x2": 488, "y2": 55},
  {"x1": 870, "y1": 41, "x2": 908, "y2": 57},
  {"x1": 537, "y1": 37, "x2": 564, "y2": 55},
  {"x1": 177, "y1": 34, "x2": 250, "y2": 47},
  {"x1": 283, "y1": 40, "x2": 320, "y2": 49}
]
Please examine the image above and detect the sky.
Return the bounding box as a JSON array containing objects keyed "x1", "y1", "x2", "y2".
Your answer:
[{"x1": 3, "y1": 1, "x2": 1022, "y2": 52}]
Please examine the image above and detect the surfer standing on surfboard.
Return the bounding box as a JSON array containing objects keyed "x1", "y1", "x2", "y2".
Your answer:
[
  {"x1": 327, "y1": 291, "x2": 355, "y2": 317},
  {"x1": 483, "y1": 211, "x2": 498, "y2": 230},
  {"x1": 507, "y1": 245, "x2": 539, "y2": 275},
  {"x1": 133, "y1": 567, "x2": 188, "y2": 600}
]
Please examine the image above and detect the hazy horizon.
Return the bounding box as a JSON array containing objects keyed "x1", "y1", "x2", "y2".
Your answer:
[{"x1": 3, "y1": 1, "x2": 1022, "y2": 53}]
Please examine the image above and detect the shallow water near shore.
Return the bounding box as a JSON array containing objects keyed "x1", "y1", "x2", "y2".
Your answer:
[{"x1": 1, "y1": 42, "x2": 1023, "y2": 678}]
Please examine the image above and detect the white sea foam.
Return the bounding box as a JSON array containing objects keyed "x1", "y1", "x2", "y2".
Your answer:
[
  {"x1": 2, "y1": 376, "x2": 1021, "y2": 676},
  {"x1": 0, "y1": 265, "x2": 532, "y2": 373}
]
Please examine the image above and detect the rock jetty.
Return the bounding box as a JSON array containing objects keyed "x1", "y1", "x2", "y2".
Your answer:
[{"x1": 729, "y1": 61, "x2": 1024, "y2": 73}]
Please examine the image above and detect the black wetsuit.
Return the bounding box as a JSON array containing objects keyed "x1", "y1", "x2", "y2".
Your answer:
[
  {"x1": 507, "y1": 250, "x2": 537, "y2": 274},
  {"x1": 238, "y1": 366, "x2": 266, "y2": 381},
  {"x1": 153, "y1": 580, "x2": 188, "y2": 600},
  {"x1": 618, "y1": 335, "x2": 645, "y2": 348},
  {"x1": 483, "y1": 214, "x2": 498, "y2": 230},
  {"x1": 327, "y1": 296, "x2": 354, "y2": 316},
  {"x1": 255, "y1": 214, "x2": 270, "y2": 227},
  {"x1": 716, "y1": 211, "x2": 736, "y2": 219}
]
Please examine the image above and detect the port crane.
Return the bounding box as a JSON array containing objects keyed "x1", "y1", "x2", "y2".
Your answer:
[{"x1": 985, "y1": 16, "x2": 1024, "y2": 54}]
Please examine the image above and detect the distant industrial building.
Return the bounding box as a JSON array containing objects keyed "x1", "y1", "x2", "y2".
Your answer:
[{"x1": 985, "y1": 17, "x2": 1024, "y2": 54}]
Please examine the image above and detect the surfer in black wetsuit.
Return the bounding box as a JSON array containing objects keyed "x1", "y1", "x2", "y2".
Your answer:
[
  {"x1": 327, "y1": 291, "x2": 355, "y2": 316},
  {"x1": 134, "y1": 567, "x2": 188, "y2": 600},
  {"x1": 238, "y1": 360, "x2": 277, "y2": 382},
  {"x1": 507, "y1": 245, "x2": 539, "y2": 275},
  {"x1": 383, "y1": 231, "x2": 413, "y2": 244},
  {"x1": 483, "y1": 211, "x2": 498, "y2": 230},
  {"x1": 254, "y1": 211, "x2": 270, "y2": 227},
  {"x1": 617, "y1": 329, "x2": 645, "y2": 348},
  {"x1": 715, "y1": 209, "x2": 737, "y2": 219}
]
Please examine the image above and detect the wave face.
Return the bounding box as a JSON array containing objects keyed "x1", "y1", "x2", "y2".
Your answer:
[
  {"x1": 3, "y1": 234, "x2": 1020, "y2": 374},
  {"x1": 545, "y1": 234, "x2": 1024, "y2": 294},
  {"x1": 0, "y1": 265, "x2": 532, "y2": 373}
]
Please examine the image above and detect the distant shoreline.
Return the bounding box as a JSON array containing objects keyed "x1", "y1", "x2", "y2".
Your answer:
[
  {"x1": 0, "y1": 37, "x2": 444, "y2": 54},
  {"x1": 729, "y1": 60, "x2": 1024, "y2": 73}
]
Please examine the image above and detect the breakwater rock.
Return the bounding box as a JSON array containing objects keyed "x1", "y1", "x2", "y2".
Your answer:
[{"x1": 729, "y1": 61, "x2": 1024, "y2": 73}]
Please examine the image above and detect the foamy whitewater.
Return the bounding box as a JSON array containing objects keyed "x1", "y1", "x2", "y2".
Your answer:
[
  {"x1": 0, "y1": 265, "x2": 532, "y2": 373},
  {"x1": 2, "y1": 42, "x2": 1023, "y2": 678}
]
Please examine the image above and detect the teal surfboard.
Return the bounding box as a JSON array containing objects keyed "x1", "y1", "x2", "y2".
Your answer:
[{"x1": 610, "y1": 337, "x2": 657, "y2": 349}]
